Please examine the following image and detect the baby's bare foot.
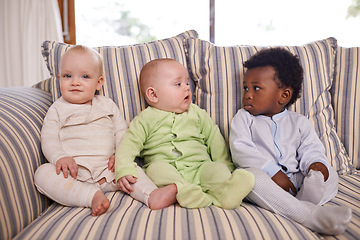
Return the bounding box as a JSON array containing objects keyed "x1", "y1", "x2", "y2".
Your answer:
[
  {"x1": 148, "y1": 184, "x2": 177, "y2": 210},
  {"x1": 91, "y1": 191, "x2": 110, "y2": 216}
]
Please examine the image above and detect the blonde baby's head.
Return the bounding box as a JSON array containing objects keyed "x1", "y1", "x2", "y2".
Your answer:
[
  {"x1": 59, "y1": 45, "x2": 104, "y2": 105},
  {"x1": 139, "y1": 59, "x2": 191, "y2": 113}
]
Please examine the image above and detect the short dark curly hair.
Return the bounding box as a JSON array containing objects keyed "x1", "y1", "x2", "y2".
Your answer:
[{"x1": 244, "y1": 47, "x2": 303, "y2": 108}]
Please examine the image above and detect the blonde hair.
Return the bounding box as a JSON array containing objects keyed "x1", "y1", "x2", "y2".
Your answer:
[{"x1": 61, "y1": 45, "x2": 104, "y2": 77}]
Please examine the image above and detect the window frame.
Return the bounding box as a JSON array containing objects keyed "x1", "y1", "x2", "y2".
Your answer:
[
  {"x1": 59, "y1": 0, "x2": 216, "y2": 45},
  {"x1": 58, "y1": 0, "x2": 76, "y2": 44}
]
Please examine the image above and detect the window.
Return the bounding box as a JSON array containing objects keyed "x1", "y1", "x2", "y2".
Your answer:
[
  {"x1": 71, "y1": 0, "x2": 359, "y2": 47},
  {"x1": 75, "y1": 0, "x2": 209, "y2": 47},
  {"x1": 215, "y1": 0, "x2": 360, "y2": 47}
]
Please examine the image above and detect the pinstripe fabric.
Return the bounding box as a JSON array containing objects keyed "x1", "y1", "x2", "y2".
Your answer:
[
  {"x1": 325, "y1": 174, "x2": 360, "y2": 240},
  {"x1": 0, "y1": 87, "x2": 53, "y2": 240},
  {"x1": 331, "y1": 47, "x2": 360, "y2": 169},
  {"x1": 41, "y1": 30, "x2": 198, "y2": 124},
  {"x1": 32, "y1": 78, "x2": 51, "y2": 92},
  {"x1": 13, "y1": 174, "x2": 360, "y2": 240},
  {"x1": 185, "y1": 38, "x2": 353, "y2": 175}
]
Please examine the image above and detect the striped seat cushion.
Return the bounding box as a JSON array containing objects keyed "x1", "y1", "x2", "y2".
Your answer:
[
  {"x1": 185, "y1": 38, "x2": 353, "y2": 175},
  {"x1": 13, "y1": 173, "x2": 360, "y2": 239},
  {"x1": 331, "y1": 47, "x2": 360, "y2": 169},
  {"x1": 0, "y1": 87, "x2": 53, "y2": 240},
  {"x1": 41, "y1": 30, "x2": 198, "y2": 124}
]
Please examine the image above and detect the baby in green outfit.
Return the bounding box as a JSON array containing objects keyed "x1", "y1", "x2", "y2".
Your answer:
[{"x1": 115, "y1": 58, "x2": 254, "y2": 209}]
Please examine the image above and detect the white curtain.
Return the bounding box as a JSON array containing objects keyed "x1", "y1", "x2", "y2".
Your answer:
[{"x1": 0, "y1": 0, "x2": 63, "y2": 88}]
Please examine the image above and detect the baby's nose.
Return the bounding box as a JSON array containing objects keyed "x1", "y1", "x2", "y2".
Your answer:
[
  {"x1": 245, "y1": 92, "x2": 253, "y2": 99},
  {"x1": 71, "y1": 79, "x2": 80, "y2": 85}
]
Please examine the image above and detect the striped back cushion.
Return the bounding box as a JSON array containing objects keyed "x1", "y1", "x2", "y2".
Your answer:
[
  {"x1": 33, "y1": 78, "x2": 51, "y2": 92},
  {"x1": 0, "y1": 87, "x2": 53, "y2": 240},
  {"x1": 41, "y1": 30, "x2": 198, "y2": 123},
  {"x1": 331, "y1": 47, "x2": 360, "y2": 169},
  {"x1": 185, "y1": 38, "x2": 353, "y2": 174}
]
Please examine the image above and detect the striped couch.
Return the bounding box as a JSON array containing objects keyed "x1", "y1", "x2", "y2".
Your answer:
[{"x1": 1, "y1": 30, "x2": 359, "y2": 240}]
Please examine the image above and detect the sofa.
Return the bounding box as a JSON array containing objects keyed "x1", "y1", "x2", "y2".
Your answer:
[{"x1": 1, "y1": 30, "x2": 359, "y2": 240}]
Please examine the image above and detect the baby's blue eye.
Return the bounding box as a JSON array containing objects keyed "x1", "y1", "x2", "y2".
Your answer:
[
  {"x1": 83, "y1": 75, "x2": 89, "y2": 79},
  {"x1": 64, "y1": 74, "x2": 71, "y2": 78}
]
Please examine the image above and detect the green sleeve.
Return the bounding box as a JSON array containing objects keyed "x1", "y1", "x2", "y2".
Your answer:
[{"x1": 115, "y1": 112, "x2": 148, "y2": 181}]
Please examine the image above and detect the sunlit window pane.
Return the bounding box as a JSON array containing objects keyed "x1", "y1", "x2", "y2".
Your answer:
[
  {"x1": 216, "y1": 0, "x2": 360, "y2": 47},
  {"x1": 75, "y1": 0, "x2": 209, "y2": 47},
  {"x1": 76, "y1": 0, "x2": 359, "y2": 47}
]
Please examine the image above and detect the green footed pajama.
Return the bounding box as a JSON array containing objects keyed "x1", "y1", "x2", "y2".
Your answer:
[{"x1": 146, "y1": 160, "x2": 254, "y2": 209}]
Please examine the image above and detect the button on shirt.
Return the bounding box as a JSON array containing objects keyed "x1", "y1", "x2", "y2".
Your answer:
[{"x1": 115, "y1": 104, "x2": 234, "y2": 181}]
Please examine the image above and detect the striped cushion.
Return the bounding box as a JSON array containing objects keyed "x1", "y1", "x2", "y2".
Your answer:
[
  {"x1": 13, "y1": 173, "x2": 360, "y2": 239},
  {"x1": 331, "y1": 47, "x2": 360, "y2": 169},
  {"x1": 326, "y1": 174, "x2": 360, "y2": 239},
  {"x1": 15, "y1": 194, "x2": 319, "y2": 239},
  {"x1": 185, "y1": 38, "x2": 353, "y2": 175},
  {"x1": 32, "y1": 78, "x2": 51, "y2": 92},
  {"x1": 0, "y1": 87, "x2": 53, "y2": 240},
  {"x1": 41, "y1": 30, "x2": 198, "y2": 123}
]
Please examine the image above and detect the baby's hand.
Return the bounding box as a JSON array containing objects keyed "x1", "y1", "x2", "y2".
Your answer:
[
  {"x1": 117, "y1": 175, "x2": 137, "y2": 194},
  {"x1": 309, "y1": 162, "x2": 329, "y2": 181},
  {"x1": 272, "y1": 170, "x2": 297, "y2": 195},
  {"x1": 108, "y1": 155, "x2": 115, "y2": 172},
  {"x1": 56, "y1": 157, "x2": 78, "y2": 179}
]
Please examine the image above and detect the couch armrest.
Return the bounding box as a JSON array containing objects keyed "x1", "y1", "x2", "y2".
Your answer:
[
  {"x1": 331, "y1": 46, "x2": 360, "y2": 170},
  {"x1": 0, "y1": 87, "x2": 53, "y2": 239}
]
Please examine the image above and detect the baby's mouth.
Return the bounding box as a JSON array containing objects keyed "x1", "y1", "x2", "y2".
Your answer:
[{"x1": 244, "y1": 104, "x2": 252, "y2": 110}]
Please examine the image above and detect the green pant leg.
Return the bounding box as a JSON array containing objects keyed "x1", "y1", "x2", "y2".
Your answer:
[
  {"x1": 146, "y1": 161, "x2": 212, "y2": 208},
  {"x1": 199, "y1": 162, "x2": 255, "y2": 209}
]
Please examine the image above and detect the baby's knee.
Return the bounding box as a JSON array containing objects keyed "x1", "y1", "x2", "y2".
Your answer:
[
  {"x1": 321, "y1": 167, "x2": 339, "y2": 203},
  {"x1": 34, "y1": 163, "x2": 56, "y2": 184},
  {"x1": 323, "y1": 167, "x2": 338, "y2": 192},
  {"x1": 199, "y1": 162, "x2": 232, "y2": 183},
  {"x1": 326, "y1": 167, "x2": 338, "y2": 184},
  {"x1": 202, "y1": 161, "x2": 230, "y2": 175}
]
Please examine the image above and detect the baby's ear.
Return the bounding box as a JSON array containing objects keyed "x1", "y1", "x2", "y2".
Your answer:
[
  {"x1": 96, "y1": 76, "x2": 104, "y2": 90},
  {"x1": 145, "y1": 87, "x2": 158, "y2": 104},
  {"x1": 279, "y1": 88, "x2": 292, "y2": 105}
]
